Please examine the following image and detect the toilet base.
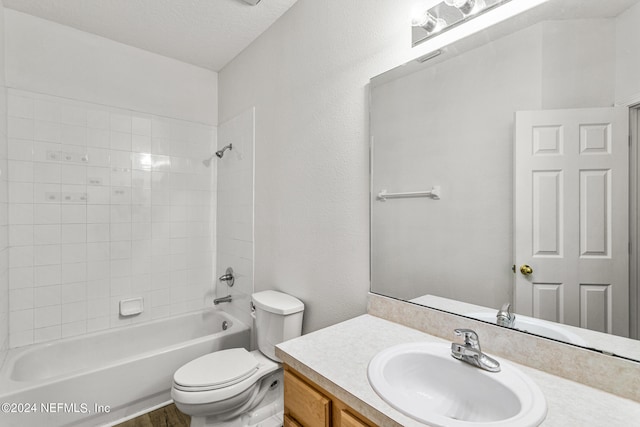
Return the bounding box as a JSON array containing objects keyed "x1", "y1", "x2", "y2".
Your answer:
[{"x1": 187, "y1": 370, "x2": 284, "y2": 427}]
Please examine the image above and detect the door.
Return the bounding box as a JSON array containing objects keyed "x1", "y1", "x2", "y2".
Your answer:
[{"x1": 514, "y1": 107, "x2": 629, "y2": 337}]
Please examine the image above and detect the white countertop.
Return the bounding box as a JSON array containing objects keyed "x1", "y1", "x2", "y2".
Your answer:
[{"x1": 276, "y1": 314, "x2": 640, "y2": 426}]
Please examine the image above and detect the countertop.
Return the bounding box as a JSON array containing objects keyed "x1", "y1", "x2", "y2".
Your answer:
[{"x1": 275, "y1": 314, "x2": 640, "y2": 426}]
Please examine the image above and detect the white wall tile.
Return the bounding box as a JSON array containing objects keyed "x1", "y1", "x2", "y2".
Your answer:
[
  {"x1": 87, "y1": 110, "x2": 109, "y2": 130},
  {"x1": 34, "y1": 204, "x2": 60, "y2": 224},
  {"x1": 8, "y1": 160, "x2": 33, "y2": 182},
  {"x1": 34, "y1": 163, "x2": 61, "y2": 183},
  {"x1": 8, "y1": 94, "x2": 34, "y2": 119},
  {"x1": 110, "y1": 131, "x2": 131, "y2": 151},
  {"x1": 8, "y1": 117, "x2": 34, "y2": 139},
  {"x1": 9, "y1": 246, "x2": 33, "y2": 268},
  {"x1": 86, "y1": 128, "x2": 109, "y2": 148},
  {"x1": 132, "y1": 117, "x2": 151, "y2": 136},
  {"x1": 61, "y1": 205, "x2": 86, "y2": 224},
  {"x1": 132, "y1": 134, "x2": 151, "y2": 153},
  {"x1": 61, "y1": 282, "x2": 86, "y2": 304},
  {"x1": 34, "y1": 244, "x2": 61, "y2": 266},
  {"x1": 34, "y1": 285, "x2": 61, "y2": 308},
  {"x1": 34, "y1": 99, "x2": 61, "y2": 123},
  {"x1": 110, "y1": 113, "x2": 131, "y2": 133},
  {"x1": 9, "y1": 225, "x2": 33, "y2": 246},
  {"x1": 34, "y1": 325, "x2": 61, "y2": 343},
  {"x1": 10, "y1": 309, "x2": 34, "y2": 333},
  {"x1": 61, "y1": 224, "x2": 86, "y2": 244},
  {"x1": 61, "y1": 263, "x2": 86, "y2": 284},
  {"x1": 61, "y1": 320, "x2": 86, "y2": 338},
  {"x1": 61, "y1": 125, "x2": 86, "y2": 146},
  {"x1": 61, "y1": 301, "x2": 87, "y2": 323},
  {"x1": 34, "y1": 224, "x2": 60, "y2": 245},
  {"x1": 34, "y1": 121, "x2": 62, "y2": 143},
  {"x1": 9, "y1": 267, "x2": 34, "y2": 289},
  {"x1": 34, "y1": 265, "x2": 61, "y2": 287},
  {"x1": 8, "y1": 139, "x2": 34, "y2": 161},
  {"x1": 60, "y1": 104, "x2": 86, "y2": 127},
  {"x1": 10, "y1": 288, "x2": 34, "y2": 310},
  {"x1": 61, "y1": 243, "x2": 87, "y2": 264}
]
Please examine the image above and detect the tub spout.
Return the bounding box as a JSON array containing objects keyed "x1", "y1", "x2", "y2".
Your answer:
[{"x1": 214, "y1": 295, "x2": 232, "y2": 305}]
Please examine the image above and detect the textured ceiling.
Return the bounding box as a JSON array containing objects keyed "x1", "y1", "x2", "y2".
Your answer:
[{"x1": 3, "y1": 0, "x2": 299, "y2": 71}]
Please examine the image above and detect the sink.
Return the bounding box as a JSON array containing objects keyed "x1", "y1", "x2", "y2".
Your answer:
[
  {"x1": 368, "y1": 342, "x2": 547, "y2": 426},
  {"x1": 465, "y1": 312, "x2": 588, "y2": 346}
]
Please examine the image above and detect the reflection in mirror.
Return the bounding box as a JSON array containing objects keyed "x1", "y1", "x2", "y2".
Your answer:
[{"x1": 370, "y1": 0, "x2": 640, "y2": 362}]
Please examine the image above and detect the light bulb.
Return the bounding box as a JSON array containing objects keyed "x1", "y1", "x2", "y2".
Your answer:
[
  {"x1": 444, "y1": 0, "x2": 486, "y2": 16},
  {"x1": 412, "y1": 11, "x2": 446, "y2": 33},
  {"x1": 444, "y1": 0, "x2": 469, "y2": 7}
]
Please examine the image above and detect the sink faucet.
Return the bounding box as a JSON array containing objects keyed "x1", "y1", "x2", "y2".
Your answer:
[
  {"x1": 496, "y1": 303, "x2": 516, "y2": 328},
  {"x1": 451, "y1": 329, "x2": 501, "y2": 372}
]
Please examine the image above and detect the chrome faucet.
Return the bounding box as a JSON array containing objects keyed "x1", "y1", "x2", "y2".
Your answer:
[
  {"x1": 496, "y1": 302, "x2": 516, "y2": 328},
  {"x1": 214, "y1": 295, "x2": 232, "y2": 305},
  {"x1": 451, "y1": 329, "x2": 500, "y2": 372}
]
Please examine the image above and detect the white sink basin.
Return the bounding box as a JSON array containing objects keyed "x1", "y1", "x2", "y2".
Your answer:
[
  {"x1": 368, "y1": 342, "x2": 547, "y2": 426},
  {"x1": 465, "y1": 312, "x2": 588, "y2": 346}
]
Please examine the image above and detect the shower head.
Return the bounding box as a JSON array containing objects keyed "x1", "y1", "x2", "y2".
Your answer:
[
  {"x1": 203, "y1": 144, "x2": 233, "y2": 167},
  {"x1": 215, "y1": 144, "x2": 233, "y2": 159}
]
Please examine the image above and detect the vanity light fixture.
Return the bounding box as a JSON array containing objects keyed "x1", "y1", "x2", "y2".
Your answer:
[{"x1": 412, "y1": 0, "x2": 511, "y2": 46}]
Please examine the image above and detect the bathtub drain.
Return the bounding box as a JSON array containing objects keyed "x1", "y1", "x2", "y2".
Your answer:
[{"x1": 222, "y1": 320, "x2": 229, "y2": 330}]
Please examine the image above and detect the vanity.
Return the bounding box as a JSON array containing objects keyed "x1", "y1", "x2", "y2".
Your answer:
[{"x1": 277, "y1": 301, "x2": 640, "y2": 426}]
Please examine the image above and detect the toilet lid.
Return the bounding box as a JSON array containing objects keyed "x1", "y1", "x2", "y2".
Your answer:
[{"x1": 173, "y1": 348, "x2": 259, "y2": 389}]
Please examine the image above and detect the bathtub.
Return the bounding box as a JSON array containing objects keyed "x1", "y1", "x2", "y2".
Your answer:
[{"x1": 0, "y1": 308, "x2": 250, "y2": 427}]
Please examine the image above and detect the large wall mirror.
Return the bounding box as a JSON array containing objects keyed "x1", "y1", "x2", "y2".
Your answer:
[{"x1": 370, "y1": 0, "x2": 640, "y2": 362}]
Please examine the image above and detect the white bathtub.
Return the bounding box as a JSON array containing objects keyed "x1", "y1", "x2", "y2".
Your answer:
[{"x1": 0, "y1": 308, "x2": 250, "y2": 427}]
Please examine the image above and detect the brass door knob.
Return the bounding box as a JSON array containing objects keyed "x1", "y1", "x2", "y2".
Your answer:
[{"x1": 520, "y1": 264, "x2": 533, "y2": 276}]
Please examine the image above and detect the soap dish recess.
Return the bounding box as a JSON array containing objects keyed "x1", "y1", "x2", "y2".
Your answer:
[{"x1": 120, "y1": 297, "x2": 144, "y2": 316}]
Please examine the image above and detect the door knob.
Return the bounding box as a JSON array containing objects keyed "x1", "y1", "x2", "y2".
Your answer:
[{"x1": 519, "y1": 264, "x2": 533, "y2": 276}]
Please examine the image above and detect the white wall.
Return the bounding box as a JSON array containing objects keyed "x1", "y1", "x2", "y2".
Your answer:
[
  {"x1": 0, "y1": 0, "x2": 9, "y2": 367},
  {"x1": 616, "y1": 1, "x2": 640, "y2": 105},
  {"x1": 4, "y1": 10, "x2": 218, "y2": 126},
  {"x1": 216, "y1": 108, "x2": 255, "y2": 327},
  {"x1": 218, "y1": 0, "x2": 422, "y2": 333}
]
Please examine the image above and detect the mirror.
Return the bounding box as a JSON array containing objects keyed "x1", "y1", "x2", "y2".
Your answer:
[{"x1": 370, "y1": 0, "x2": 640, "y2": 361}]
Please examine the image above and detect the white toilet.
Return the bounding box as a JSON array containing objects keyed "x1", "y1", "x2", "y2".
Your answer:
[{"x1": 171, "y1": 291, "x2": 304, "y2": 427}]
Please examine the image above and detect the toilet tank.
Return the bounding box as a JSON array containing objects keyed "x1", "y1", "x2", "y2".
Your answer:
[{"x1": 252, "y1": 290, "x2": 304, "y2": 362}]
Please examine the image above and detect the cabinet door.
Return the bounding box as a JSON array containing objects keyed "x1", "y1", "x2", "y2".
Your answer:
[
  {"x1": 284, "y1": 414, "x2": 303, "y2": 427},
  {"x1": 339, "y1": 409, "x2": 371, "y2": 427},
  {"x1": 284, "y1": 370, "x2": 331, "y2": 427}
]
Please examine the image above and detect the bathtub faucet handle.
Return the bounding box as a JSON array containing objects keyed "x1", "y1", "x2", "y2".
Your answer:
[{"x1": 218, "y1": 267, "x2": 235, "y2": 287}]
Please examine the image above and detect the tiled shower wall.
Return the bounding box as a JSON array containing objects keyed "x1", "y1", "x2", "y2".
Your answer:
[
  {"x1": 216, "y1": 108, "x2": 254, "y2": 327},
  {"x1": 7, "y1": 89, "x2": 217, "y2": 348}
]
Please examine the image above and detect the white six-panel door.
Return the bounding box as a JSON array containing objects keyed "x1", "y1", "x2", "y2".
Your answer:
[{"x1": 514, "y1": 107, "x2": 629, "y2": 337}]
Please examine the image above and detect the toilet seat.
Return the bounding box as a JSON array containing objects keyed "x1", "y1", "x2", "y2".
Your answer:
[
  {"x1": 171, "y1": 349, "x2": 280, "y2": 405},
  {"x1": 173, "y1": 348, "x2": 259, "y2": 392}
]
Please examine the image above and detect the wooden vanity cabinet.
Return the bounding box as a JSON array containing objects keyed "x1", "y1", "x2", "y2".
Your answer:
[{"x1": 284, "y1": 365, "x2": 374, "y2": 427}]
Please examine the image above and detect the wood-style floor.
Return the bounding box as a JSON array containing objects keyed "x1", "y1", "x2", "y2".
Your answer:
[{"x1": 115, "y1": 403, "x2": 190, "y2": 427}]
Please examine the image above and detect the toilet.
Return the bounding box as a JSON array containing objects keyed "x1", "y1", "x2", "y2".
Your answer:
[{"x1": 171, "y1": 290, "x2": 304, "y2": 427}]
